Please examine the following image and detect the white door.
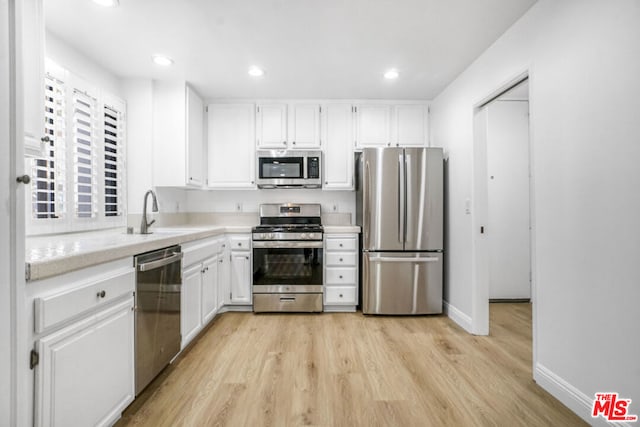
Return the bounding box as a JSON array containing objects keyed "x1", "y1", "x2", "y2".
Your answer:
[
  {"x1": 186, "y1": 85, "x2": 204, "y2": 186},
  {"x1": 487, "y1": 100, "x2": 531, "y2": 299},
  {"x1": 207, "y1": 103, "x2": 255, "y2": 188},
  {"x1": 230, "y1": 252, "x2": 252, "y2": 304},
  {"x1": 322, "y1": 104, "x2": 354, "y2": 190},
  {"x1": 201, "y1": 255, "x2": 218, "y2": 324},
  {"x1": 356, "y1": 104, "x2": 391, "y2": 147},
  {"x1": 395, "y1": 105, "x2": 428, "y2": 147},
  {"x1": 290, "y1": 104, "x2": 320, "y2": 148},
  {"x1": 256, "y1": 103, "x2": 287, "y2": 149},
  {"x1": 181, "y1": 264, "x2": 203, "y2": 347},
  {"x1": 34, "y1": 299, "x2": 135, "y2": 427}
]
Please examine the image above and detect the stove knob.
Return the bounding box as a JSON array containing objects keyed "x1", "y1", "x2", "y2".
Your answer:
[{"x1": 300, "y1": 233, "x2": 307, "y2": 239}]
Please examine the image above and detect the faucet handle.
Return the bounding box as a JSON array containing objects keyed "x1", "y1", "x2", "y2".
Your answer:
[{"x1": 147, "y1": 219, "x2": 156, "y2": 227}]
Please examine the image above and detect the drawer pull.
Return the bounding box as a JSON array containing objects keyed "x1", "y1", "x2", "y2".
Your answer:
[
  {"x1": 339, "y1": 275, "x2": 343, "y2": 279},
  {"x1": 339, "y1": 243, "x2": 343, "y2": 247},
  {"x1": 97, "y1": 290, "x2": 106, "y2": 299},
  {"x1": 280, "y1": 297, "x2": 296, "y2": 302},
  {"x1": 237, "y1": 242, "x2": 242, "y2": 247},
  {"x1": 339, "y1": 294, "x2": 343, "y2": 298},
  {"x1": 339, "y1": 258, "x2": 343, "y2": 262}
]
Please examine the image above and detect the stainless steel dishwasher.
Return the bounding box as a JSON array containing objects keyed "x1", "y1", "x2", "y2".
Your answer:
[{"x1": 134, "y1": 245, "x2": 183, "y2": 395}]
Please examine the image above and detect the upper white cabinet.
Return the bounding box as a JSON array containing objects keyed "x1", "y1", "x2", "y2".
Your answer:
[
  {"x1": 355, "y1": 104, "x2": 392, "y2": 148},
  {"x1": 395, "y1": 104, "x2": 429, "y2": 146},
  {"x1": 21, "y1": 0, "x2": 46, "y2": 157},
  {"x1": 256, "y1": 103, "x2": 288, "y2": 149},
  {"x1": 322, "y1": 104, "x2": 354, "y2": 190},
  {"x1": 290, "y1": 104, "x2": 321, "y2": 148},
  {"x1": 355, "y1": 103, "x2": 430, "y2": 148},
  {"x1": 152, "y1": 82, "x2": 205, "y2": 187},
  {"x1": 207, "y1": 103, "x2": 256, "y2": 188}
]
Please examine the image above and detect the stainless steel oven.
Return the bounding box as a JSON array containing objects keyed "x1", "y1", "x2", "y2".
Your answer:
[{"x1": 252, "y1": 203, "x2": 324, "y2": 312}]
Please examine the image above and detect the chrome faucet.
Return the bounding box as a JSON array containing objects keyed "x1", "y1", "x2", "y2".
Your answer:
[{"x1": 140, "y1": 189, "x2": 159, "y2": 234}]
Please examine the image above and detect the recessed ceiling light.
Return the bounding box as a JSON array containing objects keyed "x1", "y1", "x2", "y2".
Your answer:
[
  {"x1": 152, "y1": 55, "x2": 174, "y2": 66},
  {"x1": 248, "y1": 66, "x2": 265, "y2": 77},
  {"x1": 92, "y1": 0, "x2": 119, "y2": 7},
  {"x1": 384, "y1": 69, "x2": 400, "y2": 80}
]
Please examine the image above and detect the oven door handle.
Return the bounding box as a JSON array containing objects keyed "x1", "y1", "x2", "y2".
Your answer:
[
  {"x1": 252, "y1": 241, "x2": 323, "y2": 249},
  {"x1": 137, "y1": 252, "x2": 183, "y2": 272}
]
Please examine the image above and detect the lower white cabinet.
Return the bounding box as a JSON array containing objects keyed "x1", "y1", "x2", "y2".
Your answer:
[
  {"x1": 34, "y1": 298, "x2": 134, "y2": 427},
  {"x1": 229, "y1": 251, "x2": 252, "y2": 305},
  {"x1": 201, "y1": 255, "x2": 219, "y2": 325},
  {"x1": 324, "y1": 233, "x2": 359, "y2": 311},
  {"x1": 181, "y1": 263, "x2": 203, "y2": 349}
]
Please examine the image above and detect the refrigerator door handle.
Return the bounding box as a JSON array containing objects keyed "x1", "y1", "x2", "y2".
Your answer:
[
  {"x1": 404, "y1": 152, "x2": 410, "y2": 244},
  {"x1": 370, "y1": 256, "x2": 440, "y2": 263},
  {"x1": 398, "y1": 154, "x2": 405, "y2": 244}
]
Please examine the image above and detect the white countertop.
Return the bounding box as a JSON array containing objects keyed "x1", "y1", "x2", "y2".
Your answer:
[
  {"x1": 26, "y1": 223, "x2": 360, "y2": 282},
  {"x1": 26, "y1": 225, "x2": 252, "y2": 282}
]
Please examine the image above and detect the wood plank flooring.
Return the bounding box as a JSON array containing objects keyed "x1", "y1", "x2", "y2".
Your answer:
[{"x1": 117, "y1": 303, "x2": 586, "y2": 426}]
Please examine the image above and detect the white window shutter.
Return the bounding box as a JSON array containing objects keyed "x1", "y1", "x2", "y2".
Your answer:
[
  {"x1": 72, "y1": 89, "x2": 98, "y2": 219},
  {"x1": 103, "y1": 103, "x2": 125, "y2": 217}
]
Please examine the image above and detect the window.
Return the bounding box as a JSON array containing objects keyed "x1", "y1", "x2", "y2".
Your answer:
[{"x1": 27, "y1": 61, "x2": 127, "y2": 235}]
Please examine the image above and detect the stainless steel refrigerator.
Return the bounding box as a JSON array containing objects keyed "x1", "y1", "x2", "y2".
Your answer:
[{"x1": 356, "y1": 147, "x2": 443, "y2": 315}]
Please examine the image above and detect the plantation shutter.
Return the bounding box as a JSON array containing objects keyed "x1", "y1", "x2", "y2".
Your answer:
[
  {"x1": 103, "y1": 104, "x2": 125, "y2": 217},
  {"x1": 72, "y1": 89, "x2": 98, "y2": 218},
  {"x1": 32, "y1": 74, "x2": 66, "y2": 219}
]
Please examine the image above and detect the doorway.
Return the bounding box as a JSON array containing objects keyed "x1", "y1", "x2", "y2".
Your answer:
[{"x1": 471, "y1": 74, "x2": 534, "y2": 339}]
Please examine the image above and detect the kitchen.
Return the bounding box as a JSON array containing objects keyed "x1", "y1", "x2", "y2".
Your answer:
[{"x1": 2, "y1": 1, "x2": 639, "y2": 426}]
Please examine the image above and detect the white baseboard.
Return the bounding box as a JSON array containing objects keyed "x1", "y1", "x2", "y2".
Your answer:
[
  {"x1": 443, "y1": 300, "x2": 473, "y2": 333},
  {"x1": 534, "y1": 363, "x2": 633, "y2": 427}
]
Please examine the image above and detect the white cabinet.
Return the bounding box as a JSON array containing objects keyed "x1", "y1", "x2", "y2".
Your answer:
[
  {"x1": 322, "y1": 104, "x2": 354, "y2": 190},
  {"x1": 181, "y1": 263, "x2": 203, "y2": 348},
  {"x1": 207, "y1": 103, "x2": 256, "y2": 188},
  {"x1": 34, "y1": 299, "x2": 134, "y2": 427},
  {"x1": 395, "y1": 104, "x2": 429, "y2": 146},
  {"x1": 20, "y1": 0, "x2": 46, "y2": 157},
  {"x1": 227, "y1": 234, "x2": 252, "y2": 305},
  {"x1": 31, "y1": 262, "x2": 135, "y2": 427},
  {"x1": 152, "y1": 82, "x2": 205, "y2": 187},
  {"x1": 201, "y1": 255, "x2": 219, "y2": 325},
  {"x1": 355, "y1": 103, "x2": 430, "y2": 148},
  {"x1": 256, "y1": 103, "x2": 288, "y2": 149},
  {"x1": 290, "y1": 104, "x2": 321, "y2": 148},
  {"x1": 217, "y1": 241, "x2": 229, "y2": 310},
  {"x1": 355, "y1": 104, "x2": 392, "y2": 148},
  {"x1": 324, "y1": 233, "x2": 359, "y2": 311}
]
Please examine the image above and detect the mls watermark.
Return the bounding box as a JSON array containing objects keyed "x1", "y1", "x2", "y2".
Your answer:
[{"x1": 592, "y1": 393, "x2": 638, "y2": 422}]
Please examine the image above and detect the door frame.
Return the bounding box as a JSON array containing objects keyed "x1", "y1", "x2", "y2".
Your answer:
[{"x1": 470, "y1": 70, "x2": 537, "y2": 369}]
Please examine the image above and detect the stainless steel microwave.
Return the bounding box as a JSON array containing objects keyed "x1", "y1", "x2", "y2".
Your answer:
[{"x1": 256, "y1": 150, "x2": 322, "y2": 189}]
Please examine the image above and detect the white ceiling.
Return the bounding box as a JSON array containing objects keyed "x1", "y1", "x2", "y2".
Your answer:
[{"x1": 45, "y1": 0, "x2": 537, "y2": 100}]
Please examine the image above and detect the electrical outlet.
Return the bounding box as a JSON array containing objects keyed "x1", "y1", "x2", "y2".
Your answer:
[
  {"x1": 235, "y1": 202, "x2": 242, "y2": 212},
  {"x1": 332, "y1": 203, "x2": 339, "y2": 212}
]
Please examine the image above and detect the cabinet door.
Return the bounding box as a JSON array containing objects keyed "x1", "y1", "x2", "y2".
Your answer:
[
  {"x1": 34, "y1": 299, "x2": 134, "y2": 427},
  {"x1": 186, "y1": 85, "x2": 204, "y2": 186},
  {"x1": 207, "y1": 104, "x2": 256, "y2": 188},
  {"x1": 356, "y1": 105, "x2": 391, "y2": 148},
  {"x1": 201, "y1": 255, "x2": 218, "y2": 325},
  {"x1": 322, "y1": 104, "x2": 354, "y2": 190},
  {"x1": 395, "y1": 105, "x2": 429, "y2": 146},
  {"x1": 217, "y1": 244, "x2": 229, "y2": 309},
  {"x1": 256, "y1": 104, "x2": 287, "y2": 149},
  {"x1": 21, "y1": 0, "x2": 46, "y2": 157},
  {"x1": 290, "y1": 104, "x2": 320, "y2": 148},
  {"x1": 181, "y1": 263, "x2": 202, "y2": 348},
  {"x1": 230, "y1": 252, "x2": 252, "y2": 305}
]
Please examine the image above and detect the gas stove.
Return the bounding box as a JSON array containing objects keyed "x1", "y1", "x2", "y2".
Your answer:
[{"x1": 252, "y1": 204, "x2": 323, "y2": 241}]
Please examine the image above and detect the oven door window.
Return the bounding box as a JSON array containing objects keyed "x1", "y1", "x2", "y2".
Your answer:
[
  {"x1": 258, "y1": 157, "x2": 303, "y2": 179},
  {"x1": 253, "y1": 247, "x2": 323, "y2": 286}
]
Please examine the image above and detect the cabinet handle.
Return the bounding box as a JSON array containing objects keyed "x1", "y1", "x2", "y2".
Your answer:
[
  {"x1": 251, "y1": 181, "x2": 255, "y2": 184},
  {"x1": 41, "y1": 136, "x2": 50, "y2": 143},
  {"x1": 339, "y1": 243, "x2": 343, "y2": 247},
  {"x1": 292, "y1": 141, "x2": 296, "y2": 145},
  {"x1": 339, "y1": 258, "x2": 343, "y2": 262},
  {"x1": 237, "y1": 242, "x2": 242, "y2": 247},
  {"x1": 219, "y1": 259, "x2": 223, "y2": 263},
  {"x1": 283, "y1": 141, "x2": 287, "y2": 145},
  {"x1": 339, "y1": 275, "x2": 343, "y2": 279},
  {"x1": 339, "y1": 294, "x2": 343, "y2": 298},
  {"x1": 97, "y1": 290, "x2": 106, "y2": 298},
  {"x1": 245, "y1": 256, "x2": 249, "y2": 260},
  {"x1": 16, "y1": 175, "x2": 31, "y2": 184},
  {"x1": 387, "y1": 142, "x2": 391, "y2": 147}
]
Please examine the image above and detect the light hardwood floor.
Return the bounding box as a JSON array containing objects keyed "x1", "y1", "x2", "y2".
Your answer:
[{"x1": 117, "y1": 304, "x2": 586, "y2": 426}]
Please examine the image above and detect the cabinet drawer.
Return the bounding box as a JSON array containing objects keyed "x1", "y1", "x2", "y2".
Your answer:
[
  {"x1": 230, "y1": 236, "x2": 251, "y2": 251},
  {"x1": 182, "y1": 238, "x2": 220, "y2": 267},
  {"x1": 325, "y1": 252, "x2": 357, "y2": 267},
  {"x1": 325, "y1": 237, "x2": 357, "y2": 252},
  {"x1": 324, "y1": 287, "x2": 357, "y2": 305},
  {"x1": 325, "y1": 267, "x2": 356, "y2": 285},
  {"x1": 34, "y1": 268, "x2": 135, "y2": 334}
]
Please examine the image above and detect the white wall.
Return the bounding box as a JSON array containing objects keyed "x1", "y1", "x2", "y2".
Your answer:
[
  {"x1": 186, "y1": 189, "x2": 355, "y2": 220},
  {"x1": 431, "y1": 0, "x2": 640, "y2": 422},
  {"x1": 46, "y1": 31, "x2": 122, "y2": 98}
]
